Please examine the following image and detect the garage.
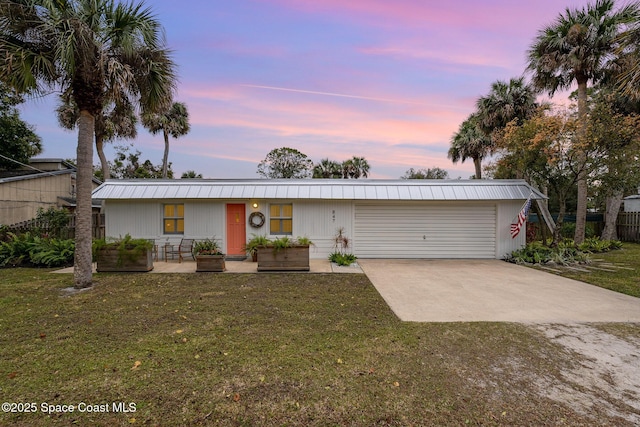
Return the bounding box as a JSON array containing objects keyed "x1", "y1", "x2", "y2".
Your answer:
[{"x1": 354, "y1": 202, "x2": 497, "y2": 258}]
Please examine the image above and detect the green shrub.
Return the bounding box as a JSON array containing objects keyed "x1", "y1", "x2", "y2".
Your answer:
[
  {"x1": 506, "y1": 238, "x2": 623, "y2": 266},
  {"x1": 0, "y1": 232, "x2": 33, "y2": 267},
  {"x1": 0, "y1": 232, "x2": 74, "y2": 267},
  {"x1": 29, "y1": 238, "x2": 75, "y2": 267},
  {"x1": 329, "y1": 252, "x2": 358, "y2": 266}
]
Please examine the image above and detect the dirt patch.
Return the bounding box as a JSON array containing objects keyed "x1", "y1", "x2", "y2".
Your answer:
[{"x1": 535, "y1": 324, "x2": 640, "y2": 424}]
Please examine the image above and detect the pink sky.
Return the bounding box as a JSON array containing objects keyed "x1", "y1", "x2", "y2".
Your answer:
[{"x1": 20, "y1": 0, "x2": 590, "y2": 179}]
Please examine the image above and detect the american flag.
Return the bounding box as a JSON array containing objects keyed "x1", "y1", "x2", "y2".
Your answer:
[{"x1": 511, "y1": 197, "x2": 532, "y2": 238}]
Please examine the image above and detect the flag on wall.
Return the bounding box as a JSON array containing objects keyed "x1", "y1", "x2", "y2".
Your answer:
[{"x1": 511, "y1": 197, "x2": 532, "y2": 238}]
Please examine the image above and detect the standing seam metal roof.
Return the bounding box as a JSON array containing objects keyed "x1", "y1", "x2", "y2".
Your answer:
[{"x1": 91, "y1": 179, "x2": 545, "y2": 201}]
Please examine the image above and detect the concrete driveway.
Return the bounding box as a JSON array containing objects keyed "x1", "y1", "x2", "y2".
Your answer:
[{"x1": 358, "y1": 259, "x2": 640, "y2": 323}]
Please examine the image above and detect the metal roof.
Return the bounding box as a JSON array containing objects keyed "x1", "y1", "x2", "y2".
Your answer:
[{"x1": 92, "y1": 179, "x2": 545, "y2": 201}]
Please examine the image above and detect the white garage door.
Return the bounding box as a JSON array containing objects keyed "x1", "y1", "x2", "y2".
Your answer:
[{"x1": 354, "y1": 202, "x2": 496, "y2": 258}]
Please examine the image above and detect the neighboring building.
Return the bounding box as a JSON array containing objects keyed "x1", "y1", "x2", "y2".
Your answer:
[
  {"x1": 623, "y1": 186, "x2": 640, "y2": 212},
  {"x1": 92, "y1": 179, "x2": 544, "y2": 260},
  {"x1": 0, "y1": 158, "x2": 101, "y2": 225}
]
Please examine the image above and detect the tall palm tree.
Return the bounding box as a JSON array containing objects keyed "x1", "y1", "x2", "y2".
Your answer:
[
  {"x1": 476, "y1": 77, "x2": 538, "y2": 137},
  {"x1": 142, "y1": 101, "x2": 190, "y2": 179},
  {"x1": 526, "y1": 0, "x2": 639, "y2": 243},
  {"x1": 0, "y1": 0, "x2": 176, "y2": 288},
  {"x1": 57, "y1": 96, "x2": 138, "y2": 180},
  {"x1": 313, "y1": 158, "x2": 342, "y2": 178},
  {"x1": 448, "y1": 114, "x2": 492, "y2": 179},
  {"x1": 342, "y1": 156, "x2": 370, "y2": 179}
]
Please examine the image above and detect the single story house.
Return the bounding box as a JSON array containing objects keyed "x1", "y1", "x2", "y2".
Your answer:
[{"x1": 91, "y1": 179, "x2": 544, "y2": 260}]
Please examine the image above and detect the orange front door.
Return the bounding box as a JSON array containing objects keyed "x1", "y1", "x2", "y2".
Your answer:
[{"x1": 226, "y1": 204, "x2": 246, "y2": 256}]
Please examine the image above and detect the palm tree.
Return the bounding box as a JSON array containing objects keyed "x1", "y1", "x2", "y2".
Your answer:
[
  {"x1": 181, "y1": 170, "x2": 202, "y2": 178},
  {"x1": 613, "y1": 24, "x2": 640, "y2": 99},
  {"x1": 313, "y1": 158, "x2": 342, "y2": 178},
  {"x1": 142, "y1": 101, "x2": 190, "y2": 179},
  {"x1": 57, "y1": 96, "x2": 138, "y2": 180},
  {"x1": 0, "y1": 0, "x2": 176, "y2": 288},
  {"x1": 526, "y1": 0, "x2": 639, "y2": 243},
  {"x1": 476, "y1": 77, "x2": 538, "y2": 137},
  {"x1": 448, "y1": 114, "x2": 492, "y2": 179},
  {"x1": 342, "y1": 156, "x2": 370, "y2": 179}
]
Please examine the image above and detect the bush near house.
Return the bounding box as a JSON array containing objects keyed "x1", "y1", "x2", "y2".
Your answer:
[
  {"x1": 0, "y1": 231, "x2": 75, "y2": 267},
  {"x1": 505, "y1": 238, "x2": 623, "y2": 266}
]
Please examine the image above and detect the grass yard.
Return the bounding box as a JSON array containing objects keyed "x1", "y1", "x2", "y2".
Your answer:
[
  {"x1": 536, "y1": 242, "x2": 640, "y2": 297},
  {"x1": 0, "y1": 268, "x2": 638, "y2": 426}
]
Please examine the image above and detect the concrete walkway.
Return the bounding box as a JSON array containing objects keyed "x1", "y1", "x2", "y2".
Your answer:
[
  {"x1": 358, "y1": 259, "x2": 640, "y2": 323},
  {"x1": 53, "y1": 259, "x2": 364, "y2": 274}
]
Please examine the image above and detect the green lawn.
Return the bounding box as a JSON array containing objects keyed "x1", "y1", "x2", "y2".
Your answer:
[
  {"x1": 534, "y1": 242, "x2": 640, "y2": 297},
  {"x1": 0, "y1": 268, "x2": 638, "y2": 426}
]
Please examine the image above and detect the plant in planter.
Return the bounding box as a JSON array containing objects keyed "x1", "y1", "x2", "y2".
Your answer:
[
  {"x1": 193, "y1": 238, "x2": 226, "y2": 272},
  {"x1": 256, "y1": 236, "x2": 313, "y2": 271},
  {"x1": 243, "y1": 234, "x2": 271, "y2": 262},
  {"x1": 94, "y1": 234, "x2": 154, "y2": 272}
]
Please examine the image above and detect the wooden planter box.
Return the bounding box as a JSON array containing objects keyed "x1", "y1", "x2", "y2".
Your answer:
[
  {"x1": 257, "y1": 245, "x2": 310, "y2": 271},
  {"x1": 195, "y1": 255, "x2": 226, "y2": 272},
  {"x1": 96, "y1": 247, "x2": 154, "y2": 272}
]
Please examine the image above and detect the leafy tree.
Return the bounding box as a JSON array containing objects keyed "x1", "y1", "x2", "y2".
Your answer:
[
  {"x1": 109, "y1": 145, "x2": 173, "y2": 179},
  {"x1": 493, "y1": 107, "x2": 580, "y2": 245},
  {"x1": 0, "y1": 83, "x2": 41, "y2": 169},
  {"x1": 585, "y1": 90, "x2": 640, "y2": 239},
  {"x1": 448, "y1": 114, "x2": 491, "y2": 179},
  {"x1": 401, "y1": 167, "x2": 449, "y2": 179},
  {"x1": 526, "y1": 0, "x2": 639, "y2": 244},
  {"x1": 341, "y1": 156, "x2": 370, "y2": 179},
  {"x1": 313, "y1": 158, "x2": 342, "y2": 178},
  {"x1": 257, "y1": 147, "x2": 313, "y2": 179},
  {"x1": 56, "y1": 96, "x2": 137, "y2": 180},
  {"x1": 181, "y1": 170, "x2": 203, "y2": 179},
  {"x1": 142, "y1": 102, "x2": 190, "y2": 179},
  {"x1": 0, "y1": 0, "x2": 176, "y2": 287}
]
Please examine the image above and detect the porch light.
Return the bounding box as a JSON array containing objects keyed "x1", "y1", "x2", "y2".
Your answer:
[{"x1": 252, "y1": 202, "x2": 259, "y2": 208}]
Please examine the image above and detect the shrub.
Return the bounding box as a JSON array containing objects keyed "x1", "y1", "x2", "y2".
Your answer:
[
  {"x1": 0, "y1": 232, "x2": 33, "y2": 267},
  {"x1": 0, "y1": 232, "x2": 74, "y2": 267},
  {"x1": 505, "y1": 238, "x2": 623, "y2": 266},
  {"x1": 329, "y1": 252, "x2": 358, "y2": 266},
  {"x1": 29, "y1": 238, "x2": 75, "y2": 267}
]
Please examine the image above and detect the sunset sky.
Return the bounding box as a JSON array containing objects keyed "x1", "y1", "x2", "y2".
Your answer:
[{"x1": 19, "y1": 0, "x2": 590, "y2": 179}]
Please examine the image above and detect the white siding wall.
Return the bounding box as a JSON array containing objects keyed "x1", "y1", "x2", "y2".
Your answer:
[
  {"x1": 293, "y1": 201, "x2": 353, "y2": 259},
  {"x1": 496, "y1": 200, "x2": 526, "y2": 259},
  {"x1": 105, "y1": 200, "x2": 161, "y2": 239},
  {"x1": 185, "y1": 201, "x2": 225, "y2": 239}
]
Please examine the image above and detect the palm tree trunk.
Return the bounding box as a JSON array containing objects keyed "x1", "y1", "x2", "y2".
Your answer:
[
  {"x1": 473, "y1": 157, "x2": 482, "y2": 179},
  {"x1": 162, "y1": 129, "x2": 170, "y2": 179},
  {"x1": 74, "y1": 111, "x2": 94, "y2": 289},
  {"x1": 574, "y1": 79, "x2": 589, "y2": 244},
  {"x1": 96, "y1": 135, "x2": 110, "y2": 180}
]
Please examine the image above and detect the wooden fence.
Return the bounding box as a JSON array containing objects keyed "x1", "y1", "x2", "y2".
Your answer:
[
  {"x1": 5, "y1": 213, "x2": 105, "y2": 240},
  {"x1": 617, "y1": 212, "x2": 640, "y2": 243}
]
